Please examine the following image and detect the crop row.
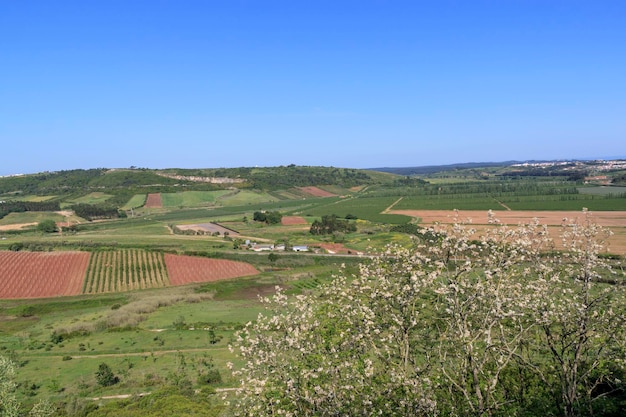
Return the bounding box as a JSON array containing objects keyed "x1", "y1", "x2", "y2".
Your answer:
[{"x1": 83, "y1": 250, "x2": 169, "y2": 294}]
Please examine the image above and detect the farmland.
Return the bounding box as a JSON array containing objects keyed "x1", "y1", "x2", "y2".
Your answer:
[
  {"x1": 0, "y1": 251, "x2": 89, "y2": 298},
  {"x1": 0, "y1": 250, "x2": 262, "y2": 298},
  {"x1": 0, "y1": 163, "x2": 625, "y2": 416},
  {"x1": 83, "y1": 250, "x2": 169, "y2": 294}
]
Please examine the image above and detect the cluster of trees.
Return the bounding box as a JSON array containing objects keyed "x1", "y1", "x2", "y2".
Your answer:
[
  {"x1": 0, "y1": 201, "x2": 61, "y2": 220},
  {"x1": 612, "y1": 173, "x2": 626, "y2": 185},
  {"x1": 309, "y1": 214, "x2": 357, "y2": 235},
  {"x1": 70, "y1": 204, "x2": 124, "y2": 221},
  {"x1": 249, "y1": 166, "x2": 372, "y2": 189},
  {"x1": 231, "y1": 211, "x2": 626, "y2": 416},
  {"x1": 253, "y1": 211, "x2": 283, "y2": 224},
  {"x1": 0, "y1": 169, "x2": 105, "y2": 195}
]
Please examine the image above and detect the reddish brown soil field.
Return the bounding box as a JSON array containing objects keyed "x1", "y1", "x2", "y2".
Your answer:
[
  {"x1": 144, "y1": 193, "x2": 163, "y2": 208},
  {"x1": 317, "y1": 243, "x2": 357, "y2": 254},
  {"x1": 390, "y1": 209, "x2": 626, "y2": 227},
  {"x1": 281, "y1": 216, "x2": 308, "y2": 225},
  {"x1": 0, "y1": 251, "x2": 89, "y2": 299},
  {"x1": 390, "y1": 209, "x2": 626, "y2": 255},
  {"x1": 295, "y1": 186, "x2": 336, "y2": 197},
  {"x1": 164, "y1": 254, "x2": 259, "y2": 285},
  {"x1": 176, "y1": 223, "x2": 239, "y2": 235}
]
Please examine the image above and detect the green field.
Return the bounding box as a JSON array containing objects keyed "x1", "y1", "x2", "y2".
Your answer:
[
  {"x1": 69, "y1": 192, "x2": 114, "y2": 205},
  {"x1": 121, "y1": 194, "x2": 147, "y2": 210},
  {"x1": 160, "y1": 191, "x2": 231, "y2": 208}
]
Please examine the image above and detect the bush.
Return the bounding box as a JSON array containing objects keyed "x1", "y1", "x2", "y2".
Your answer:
[
  {"x1": 95, "y1": 363, "x2": 119, "y2": 387},
  {"x1": 37, "y1": 220, "x2": 58, "y2": 233}
]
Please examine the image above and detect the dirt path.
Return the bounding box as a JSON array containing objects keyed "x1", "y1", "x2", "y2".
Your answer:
[
  {"x1": 382, "y1": 197, "x2": 403, "y2": 213},
  {"x1": 492, "y1": 198, "x2": 512, "y2": 210},
  {"x1": 22, "y1": 347, "x2": 229, "y2": 360}
]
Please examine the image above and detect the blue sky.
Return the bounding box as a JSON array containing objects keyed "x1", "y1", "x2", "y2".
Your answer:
[{"x1": 1, "y1": 1, "x2": 625, "y2": 175}]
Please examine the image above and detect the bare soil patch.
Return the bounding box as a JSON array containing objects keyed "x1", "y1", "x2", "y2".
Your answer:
[
  {"x1": 0, "y1": 223, "x2": 37, "y2": 231},
  {"x1": 317, "y1": 243, "x2": 356, "y2": 254},
  {"x1": 389, "y1": 210, "x2": 626, "y2": 227},
  {"x1": 176, "y1": 222, "x2": 239, "y2": 235},
  {"x1": 164, "y1": 254, "x2": 259, "y2": 285},
  {"x1": 390, "y1": 209, "x2": 626, "y2": 255},
  {"x1": 0, "y1": 251, "x2": 90, "y2": 298},
  {"x1": 295, "y1": 186, "x2": 337, "y2": 198},
  {"x1": 144, "y1": 193, "x2": 162, "y2": 208},
  {"x1": 281, "y1": 216, "x2": 308, "y2": 225}
]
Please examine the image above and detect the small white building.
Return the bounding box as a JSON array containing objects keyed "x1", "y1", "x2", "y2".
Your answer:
[{"x1": 251, "y1": 244, "x2": 274, "y2": 252}]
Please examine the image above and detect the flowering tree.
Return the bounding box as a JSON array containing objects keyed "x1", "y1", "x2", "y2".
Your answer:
[
  {"x1": 230, "y1": 211, "x2": 626, "y2": 416},
  {"x1": 1, "y1": 356, "x2": 54, "y2": 417},
  {"x1": 525, "y1": 211, "x2": 626, "y2": 416}
]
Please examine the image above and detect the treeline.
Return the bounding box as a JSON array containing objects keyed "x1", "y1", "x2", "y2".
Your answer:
[
  {"x1": 0, "y1": 169, "x2": 105, "y2": 195},
  {"x1": 310, "y1": 214, "x2": 357, "y2": 235},
  {"x1": 253, "y1": 210, "x2": 283, "y2": 224},
  {"x1": 0, "y1": 200, "x2": 61, "y2": 219},
  {"x1": 0, "y1": 167, "x2": 377, "y2": 201},
  {"x1": 250, "y1": 166, "x2": 372, "y2": 189},
  {"x1": 368, "y1": 179, "x2": 580, "y2": 198},
  {"x1": 498, "y1": 168, "x2": 587, "y2": 181},
  {"x1": 70, "y1": 204, "x2": 124, "y2": 221},
  {"x1": 178, "y1": 166, "x2": 374, "y2": 190}
]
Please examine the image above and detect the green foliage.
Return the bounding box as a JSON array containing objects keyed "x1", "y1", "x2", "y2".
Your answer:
[
  {"x1": 0, "y1": 356, "x2": 54, "y2": 417},
  {"x1": 309, "y1": 214, "x2": 356, "y2": 235},
  {"x1": 95, "y1": 363, "x2": 119, "y2": 387},
  {"x1": 70, "y1": 203, "x2": 121, "y2": 221},
  {"x1": 252, "y1": 210, "x2": 282, "y2": 224},
  {"x1": 0, "y1": 201, "x2": 61, "y2": 220},
  {"x1": 36, "y1": 220, "x2": 58, "y2": 233},
  {"x1": 84, "y1": 386, "x2": 225, "y2": 417}
]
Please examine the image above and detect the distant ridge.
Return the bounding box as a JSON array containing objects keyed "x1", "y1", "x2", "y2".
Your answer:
[{"x1": 368, "y1": 161, "x2": 520, "y2": 175}]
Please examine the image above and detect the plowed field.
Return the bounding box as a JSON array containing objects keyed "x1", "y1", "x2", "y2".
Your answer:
[
  {"x1": 281, "y1": 216, "x2": 307, "y2": 225},
  {"x1": 295, "y1": 186, "x2": 336, "y2": 197},
  {"x1": 164, "y1": 254, "x2": 259, "y2": 285},
  {"x1": 0, "y1": 251, "x2": 260, "y2": 299},
  {"x1": 0, "y1": 251, "x2": 89, "y2": 298},
  {"x1": 144, "y1": 193, "x2": 162, "y2": 208},
  {"x1": 389, "y1": 209, "x2": 626, "y2": 255}
]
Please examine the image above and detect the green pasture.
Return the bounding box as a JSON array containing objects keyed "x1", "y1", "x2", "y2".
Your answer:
[
  {"x1": 304, "y1": 196, "x2": 411, "y2": 224},
  {"x1": 160, "y1": 191, "x2": 231, "y2": 208},
  {"x1": 217, "y1": 190, "x2": 278, "y2": 206},
  {"x1": 121, "y1": 194, "x2": 147, "y2": 210},
  {"x1": 140, "y1": 299, "x2": 264, "y2": 330},
  {"x1": 0, "y1": 211, "x2": 65, "y2": 226},
  {"x1": 0, "y1": 195, "x2": 57, "y2": 202},
  {"x1": 578, "y1": 186, "x2": 626, "y2": 196},
  {"x1": 394, "y1": 195, "x2": 506, "y2": 211},
  {"x1": 501, "y1": 194, "x2": 626, "y2": 211},
  {"x1": 69, "y1": 192, "x2": 114, "y2": 205},
  {"x1": 0, "y1": 287, "x2": 267, "y2": 401}
]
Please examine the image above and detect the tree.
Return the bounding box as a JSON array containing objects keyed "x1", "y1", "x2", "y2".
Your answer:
[
  {"x1": 524, "y1": 210, "x2": 626, "y2": 416},
  {"x1": 309, "y1": 214, "x2": 356, "y2": 235},
  {"x1": 253, "y1": 211, "x2": 282, "y2": 225},
  {"x1": 95, "y1": 363, "x2": 119, "y2": 387},
  {"x1": 230, "y1": 211, "x2": 626, "y2": 416},
  {"x1": 36, "y1": 220, "x2": 57, "y2": 233}
]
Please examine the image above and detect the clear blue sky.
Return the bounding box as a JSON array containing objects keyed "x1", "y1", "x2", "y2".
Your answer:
[{"x1": 1, "y1": 1, "x2": 625, "y2": 175}]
